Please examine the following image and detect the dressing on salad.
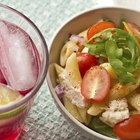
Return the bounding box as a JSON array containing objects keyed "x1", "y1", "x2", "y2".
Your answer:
[{"x1": 54, "y1": 19, "x2": 140, "y2": 140}]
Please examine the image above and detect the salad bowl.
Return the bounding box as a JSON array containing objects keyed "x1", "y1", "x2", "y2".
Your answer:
[{"x1": 47, "y1": 6, "x2": 140, "y2": 140}]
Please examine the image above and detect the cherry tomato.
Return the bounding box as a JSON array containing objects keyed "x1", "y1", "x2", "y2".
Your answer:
[
  {"x1": 77, "y1": 53, "x2": 97, "y2": 77},
  {"x1": 81, "y1": 66, "x2": 110, "y2": 102},
  {"x1": 124, "y1": 22, "x2": 140, "y2": 43},
  {"x1": 87, "y1": 21, "x2": 116, "y2": 42},
  {"x1": 114, "y1": 114, "x2": 140, "y2": 140}
]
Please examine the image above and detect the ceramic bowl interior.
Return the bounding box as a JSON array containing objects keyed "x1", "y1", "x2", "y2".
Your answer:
[{"x1": 47, "y1": 6, "x2": 140, "y2": 140}]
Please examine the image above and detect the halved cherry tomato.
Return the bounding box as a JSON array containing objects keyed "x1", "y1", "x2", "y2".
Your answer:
[
  {"x1": 77, "y1": 53, "x2": 97, "y2": 77},
  {"x1": 87, "y1": 21, "x2": 116, "y2": 42},
  {"x1": 113, "y1": 114, "x2": 140, "y2": 140},
  {"x1": 124, "y1": 22, "x2": 140, "y2": 43},
  {"x1": 81, "y1": 66, "x2": 110, "y2": 102}
]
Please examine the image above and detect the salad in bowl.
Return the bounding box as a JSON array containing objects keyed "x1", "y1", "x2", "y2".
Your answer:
[{"x1": 47, "y1": 7, "x2": 140, "y2": 140}]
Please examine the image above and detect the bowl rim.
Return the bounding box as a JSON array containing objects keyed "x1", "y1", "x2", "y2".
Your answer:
[{"x1": 47, "y1": 5, "x2": 140, "y2": 140}]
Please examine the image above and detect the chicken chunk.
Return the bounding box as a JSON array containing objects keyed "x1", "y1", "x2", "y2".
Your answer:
[{"x1": 100, "y1": 98, "x2": 129, "y2": 127}]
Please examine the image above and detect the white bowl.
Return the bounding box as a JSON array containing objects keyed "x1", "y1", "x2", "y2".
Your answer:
[{"x1": 47, "y1": 6, "x2": 140, "y2": 140}]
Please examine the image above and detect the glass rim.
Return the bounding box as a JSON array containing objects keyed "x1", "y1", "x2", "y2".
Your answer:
[{"x1": 0, "y1": 3, "x2": 48, "y2": 113}]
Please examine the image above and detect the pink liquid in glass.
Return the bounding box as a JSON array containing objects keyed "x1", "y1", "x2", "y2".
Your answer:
[
  {"x1": 0, "y1": 118, "x2": 24, "y2": 140},
  {"x1": 0, "y1": 19, "x2": 40, "y2": 140}
]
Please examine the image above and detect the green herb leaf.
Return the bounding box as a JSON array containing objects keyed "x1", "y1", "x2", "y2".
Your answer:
[
  {"x1": 123, "y1": 21, "x2": 140, "y2": 52},
  {"x1": 105, "y1": 40, "x2": 123, "y2": 58},
  {"x1": 89, "y1": 117, "x2": 116, "y2": 138},
  {"x1": 118, "y1": 18, "x2": 125, "y2": 29},
  {"x1": 109, "y1": 58, "x2": 135, "y2": 83},
  {"x1": 86, "y1": 24, "x2": 140, "y2": 84},
  {"x1": 86, "y1": 42, "x2": 107, "y2": 57}
]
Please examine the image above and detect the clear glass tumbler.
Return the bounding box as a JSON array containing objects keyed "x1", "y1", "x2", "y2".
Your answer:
[{"x1": 0, "y1": 3, "x2": 48, "y2": 140}]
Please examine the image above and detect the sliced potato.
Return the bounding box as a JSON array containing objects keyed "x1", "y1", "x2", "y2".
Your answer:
[
  {"x1": 86, "y1": 113, "x2": 92, "y2": 125},
  {"x1": 60, "y1": 41, "x2": 78, "y2": 66},
  {"x1": 109, "y1": 82, "x2": 139, "y2": 101},
  {"x1": 65, "y1": 53, "x2": 82, "y2": 86},
  {"x1": 77, "y1": 107, "x2": 87, "y2": 124},
  {"x1": 77, "y1": 104, "x2": 91, "y2": 125},
  {"x1": 87, "y1": 103, "x2": 106, "y2": 116},
  {"x1": 63, "y1": 95, "x2": 83, "y2": 123},
  {"x1": 100, "y1": 63, "x2": 117, "y2": 80},
  {"x1": 81, "y1": 47, "x2": 89, "y2": 53},
  {"x1": 54, "y1": 63, "x2": 64, "y2": 75},
  {"x1": 127, "y1": 92, "x2": 140, "y2": 111},
  {"x1": 54, "y1": 63, "x2": 64, "y2": 84}
]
